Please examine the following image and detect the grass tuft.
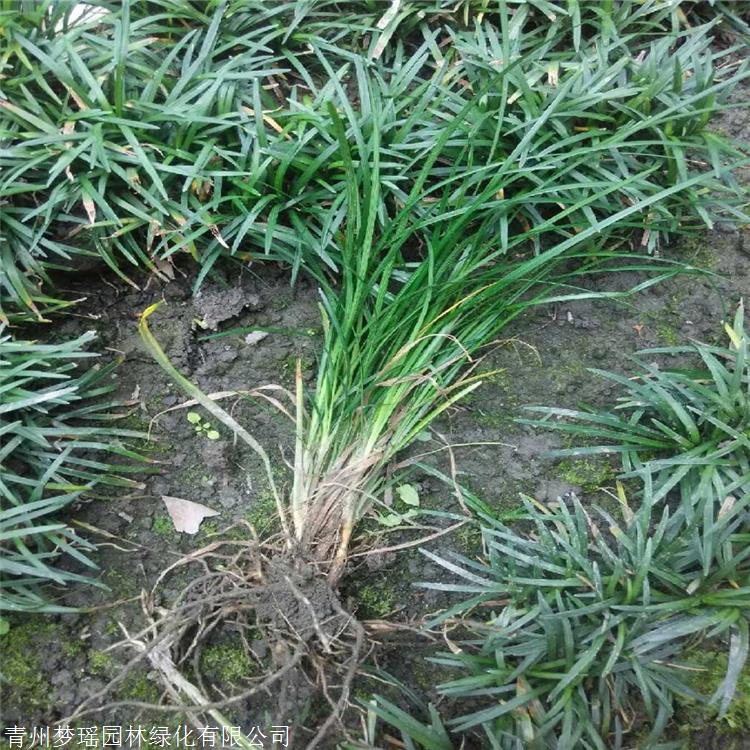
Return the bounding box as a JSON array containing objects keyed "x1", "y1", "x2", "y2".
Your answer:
[
  {"x1": 0, "y1": 328, "x2": 151, "y2": 612},
  {"x1": 1, "y1": 1, "x2": 747, "y2": 320}
]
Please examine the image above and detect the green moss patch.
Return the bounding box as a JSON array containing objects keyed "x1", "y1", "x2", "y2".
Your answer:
[
  {"x1": 200, "y1": 643, "x2": 255, "y2": 684},
  {"x1": 88, "y1": 650, "x2": 113, "y2": 675},
  {"x1": 355, "y1": 582, "x2": 396, "y2": 619},
  {"x1": 0, "y1": 621, "x2": 59, "y2": 713},
  {"x1": 152, "y1": 513, "x2": 176, "y2": 538},
  {"x1": 557, "y1": 456, "x2": 615, "y2": 491},
  {"x1": 675, "y1": 648, "x2": 750, "y2": 743}
]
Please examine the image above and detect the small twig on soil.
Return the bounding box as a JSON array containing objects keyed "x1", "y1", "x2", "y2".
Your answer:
[
  {"x1": 67, "y1": 623, "x2": 306, "y2": 720},
  {"x1": 78, "y1": 595, "x2": 143, "y2": 613},
  {"x1": 363, "y1": 620, "x2": 438, "y2": 641},
  {"x1": 435, "y1": 430, "x2": 470, "y2": 515},
  {"x1": 347, "y1": 520, "x2": 467, "y2": 558},
  {"x1": 393, "y1": 439, "x2": 517, "y2": 468}
]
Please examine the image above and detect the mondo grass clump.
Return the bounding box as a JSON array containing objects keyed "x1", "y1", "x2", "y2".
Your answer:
[
  {"x1": 2, "y1": 0, "x2": 748, "y2": 321},
  {"x1": 415, "y1": 477, "x2": 750, "y2": 749},
  {"x1": 0, "y1": 329, "x2": 150, "y2": 613},
  {"x1": 521, "y1": 301, "x2": 750, "y2": 515}
]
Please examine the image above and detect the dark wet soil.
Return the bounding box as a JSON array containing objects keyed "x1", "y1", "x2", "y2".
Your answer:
[{"x1": 2, "y1": 88, "x2": 749, "y2": 750}]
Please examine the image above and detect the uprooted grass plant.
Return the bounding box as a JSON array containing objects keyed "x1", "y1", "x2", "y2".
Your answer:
[{"x1": 71, "y1": 55, "x2": 748, "y2": 750}]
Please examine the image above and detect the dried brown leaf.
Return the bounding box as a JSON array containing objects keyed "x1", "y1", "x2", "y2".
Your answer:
[{"x1": 161, "y1": 496, "x2": 219, "y2": 535}]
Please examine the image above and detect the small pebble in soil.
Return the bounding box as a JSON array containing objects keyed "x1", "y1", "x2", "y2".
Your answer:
[{"x1": 251, "y1": 639, "x2": 269, "y2": 659}]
